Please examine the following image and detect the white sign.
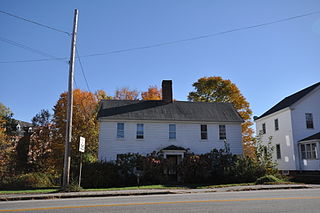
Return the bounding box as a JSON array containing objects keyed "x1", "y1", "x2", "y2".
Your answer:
[{"x1": 79, "y1": 137, "x2": 85, "y2": 152}]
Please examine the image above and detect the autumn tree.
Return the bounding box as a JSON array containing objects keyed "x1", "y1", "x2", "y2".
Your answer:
[
  {"x1": 52, "y1": 89, "x2": 99, "y2": 173},
  {"x1": 95, "y1": 90, "x2": 112, "y2": 102},
  {"x1": 0, "y1": 103, "x2": 16, "y2": 176},
  {"x1": 21, "y1": 110, "x2": 55, "y2": 173},
  {"x1": 188, "y1": 77, "x2": 254, "y2": 157},
  {"x1": 114, "y1": 87, "x2": 139, "y2": 100},
  {"x1": 141, "y1": 86, "x2": 162, "y2": 100}
]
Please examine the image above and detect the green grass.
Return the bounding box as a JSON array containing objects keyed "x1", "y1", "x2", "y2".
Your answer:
[
  {"x1": 0, "y1": 189, "x2": 58, "y2": 194},
  {"x1": 0, "y1": 182, "x2": 290, "y2": 195}
]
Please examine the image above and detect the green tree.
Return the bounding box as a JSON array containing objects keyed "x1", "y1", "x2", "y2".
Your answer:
[{"x1": 188, "y1": 76, "x2": 254, "y2": 157}]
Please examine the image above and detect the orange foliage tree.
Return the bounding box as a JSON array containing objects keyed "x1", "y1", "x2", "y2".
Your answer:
[
  {"x1": 114, "y1": 87, "x2": 139, "y2": 100},
  {"x1": 188, "y1": 76, "x2": 254, "y2": 157},
  {"x1": 141, "y1": 86, "x2": 162, "y2": 100},
  {"x1": 52, "y1": 89, "x2": 99, "y2": 173}
]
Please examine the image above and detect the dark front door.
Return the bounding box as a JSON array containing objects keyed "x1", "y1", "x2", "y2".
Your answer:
[{"x1": 167, "y1": 155, "x2": 178, "y2": 182}]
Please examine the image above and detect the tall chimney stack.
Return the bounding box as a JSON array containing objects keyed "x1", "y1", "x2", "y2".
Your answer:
[{"x1": 162, "y1": 80, "x2": 173, "y2": 103}]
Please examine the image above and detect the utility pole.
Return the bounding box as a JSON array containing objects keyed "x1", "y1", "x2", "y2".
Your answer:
[{"x1": 63, "y1": 9, "x2": 78, "y2": 188}]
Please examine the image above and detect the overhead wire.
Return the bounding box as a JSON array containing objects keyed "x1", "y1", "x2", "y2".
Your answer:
[
  {"x1": 79, "y1": 10, "x2": 320, "y2": 58},
  {"x1": 76, "y1": 47, "x2": 91, "y2": 92},
  {"x1": 1, "y1": 10, "x2": 319, "y2": 64},
  {"x1": 0, "y1": 36, "x2": 67, "y2": 63},
  {"x1": 0, "y1": 10, "x2": 71, "y2": 36}
]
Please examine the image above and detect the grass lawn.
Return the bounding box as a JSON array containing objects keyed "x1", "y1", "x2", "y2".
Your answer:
[
  {"x1": 1, "y1": 182, "x2": 293, "y2": 194},
  {"x1": 0, "y1": 188, "x2": 59, "y2": 194}
]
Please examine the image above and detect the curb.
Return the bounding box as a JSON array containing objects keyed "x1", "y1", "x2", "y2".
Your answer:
[{"x1": 0, "y1": 185, "x2": 315, "y2": 202}]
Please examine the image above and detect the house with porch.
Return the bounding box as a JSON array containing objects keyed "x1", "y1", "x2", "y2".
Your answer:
[
  {"x1": 254, "y1": 82, "x2": 320, "y2": 173},
  {"x1": 97, "y1": 80, "x2": 243, "y2": 162}
]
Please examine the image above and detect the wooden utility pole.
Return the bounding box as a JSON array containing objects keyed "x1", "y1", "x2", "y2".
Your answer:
[{"x1": 63, "y1": 9, "x2": 78, "y2": 188}]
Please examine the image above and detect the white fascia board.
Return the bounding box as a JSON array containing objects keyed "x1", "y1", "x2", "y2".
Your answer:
[
  {"x1": 254, "y1": 107, "x2": 291, "y2": 123},
  {"x1": 290, "y1": 85, "x2": 320, "y2": 110}
]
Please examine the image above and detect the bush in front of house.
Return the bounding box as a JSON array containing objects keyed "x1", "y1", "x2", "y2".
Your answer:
[
  {"x1": 229, "y1": 156, "x2": 267, "y2": 183},
  {"x1": 255, "y1": 175, "x2": 282, "y2": 184},
  {"x1": 81, "y1": 161, "x2": 121, "y2": 188},
  {"x1": 0, "y1": 172, "x2": 56, "y2": 189}
]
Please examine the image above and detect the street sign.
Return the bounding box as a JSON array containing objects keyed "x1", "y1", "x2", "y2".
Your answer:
[{"x1": 79, "y1": 137, "x2": 85, "y2": 152}]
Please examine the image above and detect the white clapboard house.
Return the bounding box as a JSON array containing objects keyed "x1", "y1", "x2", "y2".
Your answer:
[
  {"x1": 97, "y1": 80, "x2": 243, "y2": 162},
  {"x1": 255, "y1": 82, "x2": 320, "y2": 172}
]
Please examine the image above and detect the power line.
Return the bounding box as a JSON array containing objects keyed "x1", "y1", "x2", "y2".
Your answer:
[
  {"x1": 0, "y1": 10, "x2": 71, "y2": 36},
  {"x1": 76, "y1": 47, "x2": 91, "y2": 92},
  {"x1": 1, "y1": 10, "x2": 319, "y2": 64},
  {"x1": 0, "y1": 36, "x2": 68, "y2": 63},
  {"x1": 80, "y1": 10, "x2": 320, "y2": 58}
]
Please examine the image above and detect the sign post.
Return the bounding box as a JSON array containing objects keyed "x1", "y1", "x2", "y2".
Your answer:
[{"x1": 78, "y1": 136, "x2": 85, "y2": 187}]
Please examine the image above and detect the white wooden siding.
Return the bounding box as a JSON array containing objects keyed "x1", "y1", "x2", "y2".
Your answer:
[
  {"x1": 255, "y1": 85, "x2": 320, "y2": 171},
  {"x1": 99, "y1": 121, "x2": 243, "y2": 161}
]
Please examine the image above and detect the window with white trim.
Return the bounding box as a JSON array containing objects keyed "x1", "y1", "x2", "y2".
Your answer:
[
  {"x1": 200, "y1": 124, "x2": 207, "y2": 140},
  {"x1": 219, "y1": 125, "x2": 226, "y2": 140},
  {"x1": 117, "y1": 123, "x2": 124, "y2": 138},
  {"x1": 300, "y1": 143, "x2": 317, "y2": 159},
  {"x1": 276, "y1": 144, "x2": 281, "y2": 159},
  {"x1": 136, "y1": 124, "x2": 144, "y2": 139},
  {"x1": 169, "y1": 124, "x2": 176, "y2": 140},
  {"x1": 305, "y1": 113, "x2": 314, "y2": 129}
]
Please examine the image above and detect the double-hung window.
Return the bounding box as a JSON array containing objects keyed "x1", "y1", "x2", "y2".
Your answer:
[
  {"x1": 117, "y1": 123, "x2": 124, "y2": 138},
  {"x1": 219, "y1": 125, "x2": 226, "y2": 140},
  {"x1": 169, "y1": 124, "x2": 176, "y2": 140},
  {"x1": 262, "y1": 123, "x2": 266, "y2": 134},
  {"x1": 301, "y1": 143, "x2": 317, "y2": 159},
  {"x1": 276, "y1": 144, "x2": 281, "y2": 159},
  {"x1": 201, "y1": 125, "x2": 207, "y2": 140},
  {"x1": 305, "y1": 113, "x2": 314, "y2": 129},
  {"x1": 274, "y1": 119, "x2": 279, "y2": 131},
  {"x1": 136, "y1": 124, "x2": 144, "y2": 139}
]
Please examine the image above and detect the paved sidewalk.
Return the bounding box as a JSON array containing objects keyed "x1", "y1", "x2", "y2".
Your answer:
[{"x1": 0, "y1": 184, "x2": 318, "y2": 201}]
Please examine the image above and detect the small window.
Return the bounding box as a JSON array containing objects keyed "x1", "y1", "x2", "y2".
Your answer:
[
  {"x1": 219, "y1": 125, "x2": 226, "y2": 140},
  {"x1": 136, "y1": 124, "x2": 144, "y2": 139},
  {"x1": 200, "y1": 125, "x2": 207, "y2": 140},
  {"x1": 276, "y1": 144, "x2": 281, "y2": 159},
  {"x1": 262, "y1": 123, "x2": 266, "y2": 134},
  {"x1": 117, "y1": 123, "x2": 124, "y2": 138},
  {"x1": 305, "y1": 113, "x2": 314, "y2": 129},
  {"x1": 274, "y1": 119, "x2": 279, "y2": 131},
  {"x1": 169, "y1": 124, "x2": 176, "y2": 140},
  {"x1": 301, "y1": 143, "x2": 317, "y2": 159}
]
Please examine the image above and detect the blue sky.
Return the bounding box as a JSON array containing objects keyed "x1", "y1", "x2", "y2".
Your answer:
[{"x1": 1, "y1": 0, "x2": 319, "y2": 123}]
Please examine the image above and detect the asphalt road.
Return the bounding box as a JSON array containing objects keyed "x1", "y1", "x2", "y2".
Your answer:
[{"x1": 1, "y1": 189, "x2": 320, "y2": 213}]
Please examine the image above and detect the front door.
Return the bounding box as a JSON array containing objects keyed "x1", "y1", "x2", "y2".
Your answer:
[{"x1": 167, "y1": 155, "x2": 178, "y2": 182}]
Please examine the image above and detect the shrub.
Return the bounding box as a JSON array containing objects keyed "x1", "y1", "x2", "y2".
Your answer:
[
  {"x1": 81, "y1": 161, "x2": 121, "y2": 188},
  {"x1": 255, "y1": 175, "x2": 282, "y2": 184},
  {"x1": 178, "y1": 154, "x2": 209, "y2": 184},
  {"x1": 0, "y1": 172, "x2": 55, "y2": 189},
  {"x1": 230, "y1": 156, "x2": 267, "y2": 183}
]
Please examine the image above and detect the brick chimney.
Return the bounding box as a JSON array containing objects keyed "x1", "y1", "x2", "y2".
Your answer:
[{"x1": 162, "y1": 80, "x2": 173, "y2": 103}]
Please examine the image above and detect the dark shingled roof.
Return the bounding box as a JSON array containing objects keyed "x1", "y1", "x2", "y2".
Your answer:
[
  {"x1": 97, "y1": 100, "x2": 243, "y2": 122},
  {"x1": 256, "y1": 82, "x2": 320, "y2": 120},
  {"x1": 299, "y1": 132, "x2": 320, "y2": 142}
]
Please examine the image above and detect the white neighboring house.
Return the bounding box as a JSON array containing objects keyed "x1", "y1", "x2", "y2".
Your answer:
[
  {"x1": 98, "y1": 80, "x2": 243, "y2": 162},
  {"x1": 254, "y1": 82, "x2": 320, "y2": 172}
]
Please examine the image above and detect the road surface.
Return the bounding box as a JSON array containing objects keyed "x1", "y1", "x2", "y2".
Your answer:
[{"x1": 1, "y1": 188, "x2": 320, "y2": 212}]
